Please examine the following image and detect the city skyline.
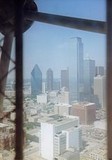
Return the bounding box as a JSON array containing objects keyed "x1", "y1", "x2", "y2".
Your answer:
[
  {"x1": 24, "y1": 37, "x2": 106, "y2": 79},
  {"x1": 0, "y1": 0, "x2": 106, "y2": 80},
  {"x1": 28, "y1": 63, "x2": 105, "y2": 80},
  {"x1": 23, "y1": 34, "x2": 106, "y2": 79},
  {"x1": 23, "y1": 0, "x2": 106, "y2": 79}
]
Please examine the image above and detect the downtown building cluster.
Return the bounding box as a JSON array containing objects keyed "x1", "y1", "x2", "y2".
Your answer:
[
  {"x1": 31, "y1": 37, "x2": 106, "y2": 109},
  {"x1": 0, "y1": 37, "x2": 106, "y2": 160},
  {"x1": 27, "y1": 37, "x2": 106, "y2": 160}
]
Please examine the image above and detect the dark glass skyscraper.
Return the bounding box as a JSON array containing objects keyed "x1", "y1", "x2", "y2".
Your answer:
[
  {"x1": 69, "y1": 37, "x2": 84, "y2": 102},
  {"x1": 61, "y1": 68, "x2": 69, "y2": 90},
  {"x1": 46, "y1": 68, "x2": 53, "y2": 91},
  {"x1": 95, "y1": 66, "x2": 105, "y2": 76},
  {"x1": 31, "y1": 64, "x2": 42, "y2": 97},
  {"x1": 84, "y1": 58, "x2": 95, "y2": 101}
]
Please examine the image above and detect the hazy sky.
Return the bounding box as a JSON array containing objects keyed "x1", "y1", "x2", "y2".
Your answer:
[{"x1": 22, "y1": 0, "x2": 106, "y2": 79}]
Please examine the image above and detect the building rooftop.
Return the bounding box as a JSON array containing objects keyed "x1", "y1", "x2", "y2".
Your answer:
[
  {"x1": 73, "y1": 102, "x2": 95, "y2": 108},
  {"x1": 59, "y1": 150, "x2": 79, "y2": 160},
  {"x1": 63, "y1": 126, "x2": 79, "y2": 132},
  {"x1": 94, "y1": 120, "x2": 107, "y2": 130},
  {"x1": 55, "y1": 103, "x2": 72, "y2": 107},
  {"x1": 39, "y1": 114, "x2": 79, "y2": 126}
]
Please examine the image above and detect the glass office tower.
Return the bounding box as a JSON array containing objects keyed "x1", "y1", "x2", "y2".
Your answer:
[
  {"x1": 31, "y1": 64, "x2": 42, "y2": 97},
  {"x1": 69, "y1": 37, "x2": 84, "y2": 102},
  {"x1": 61, "y1": 68, "x2": 69, "y2": 91},
  {"x1": 46, "y1": 68, "x2": 53, "y2": 91},
  {"x1": 84, "y1": 58, "x2": 95, "y2": 101}
]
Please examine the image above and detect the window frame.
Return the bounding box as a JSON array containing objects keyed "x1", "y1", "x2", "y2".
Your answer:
[{"x1": 14, "y1": 0, "x2": 111, "y2": 159}]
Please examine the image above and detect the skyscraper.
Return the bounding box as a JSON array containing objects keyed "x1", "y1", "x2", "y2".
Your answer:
[
  {"x1": 69, "y1": 37, "x2": 84, "y2": 102},
  {"x1": 46, "y1": 68, "x2": 53, "y2": 91},
  {"x1": 61, "y1": 68, "x2": 69, "y2": 90},
  {"x1": 40, "y1": 115, "x2": 81, "y2": 160},
  {"x1": 31, "y1": 64, "x2": 42, "y2": 97},
  {"x1": 83, "y1": 58, "x2": 95, "y2": 101},
  {"x1": 94, "y1": 75, "x2": 106, "y2": 108}
]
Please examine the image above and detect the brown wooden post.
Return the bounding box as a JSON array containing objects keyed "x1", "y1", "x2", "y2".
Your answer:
[
  {"x1": 107, "y1": 0, "x2": 112, "y2": 159},
  {"x1": 15, "y1": 0, "x2": 24, "y2": 160}
]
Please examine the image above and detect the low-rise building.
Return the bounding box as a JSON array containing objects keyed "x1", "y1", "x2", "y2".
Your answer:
[
  {"x1": 71, "y1": 102, "x2": 96, "y2": 125},
  {"x1": 37, "y1": 94, "x2": 48, "y2": 104},
  {"x1": 39, "y1": 114, "x2": 81, "y2": 160},
  {"x1": 54, "y1": 103, "x2": 72, "y2": 116},
  {"x1": 58, "y1": 150, "x2": 80, "y2": 160},
  {"x1": 0, "y1": 123, "x2": 15, "y2": 150},
  {"x1": 89, "y1": 147, "x2": 107, "y2": 160}
]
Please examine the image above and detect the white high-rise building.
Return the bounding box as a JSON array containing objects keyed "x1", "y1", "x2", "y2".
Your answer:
[
  {"x1": 40, "y1": 115, "x2": 81, "y2": 160},
  {"x1": 37, "y1": 93, "x2": 47, "y2": 104},
  {"x1": 54, "y1": 132, "x2": 66, "y2": 158},
  {"x1": 48, "y1": 89, "x2": 69, "y2": 104},
  {"x1": 48, "y1": 90, "x2": 58, "y2": 103},
  {"x1": 58, "y1": 88, "x2": 69, "y2": 104},
  {"x1": 94, "y1": 75, "x2": 106, "y2": 108},
  {"x1": 63, "y1": 126, "x2": 82, "y2": 151}
]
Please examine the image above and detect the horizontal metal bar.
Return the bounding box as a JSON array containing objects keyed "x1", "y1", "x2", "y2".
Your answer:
[{"x1": 25, "y1": 11, "x2": 106, "y2": 34}]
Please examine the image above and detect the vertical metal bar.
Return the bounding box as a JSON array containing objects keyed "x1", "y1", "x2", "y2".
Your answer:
[
  {"x1": 0, "y1": 33, "x2": 13, "y2": 113},
  {"x1": 107, "y1": 0, "x2": 112, "y2": 159},
  {"x1": 15, "y1": 0, "x2": 24, "y2": 160}
]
